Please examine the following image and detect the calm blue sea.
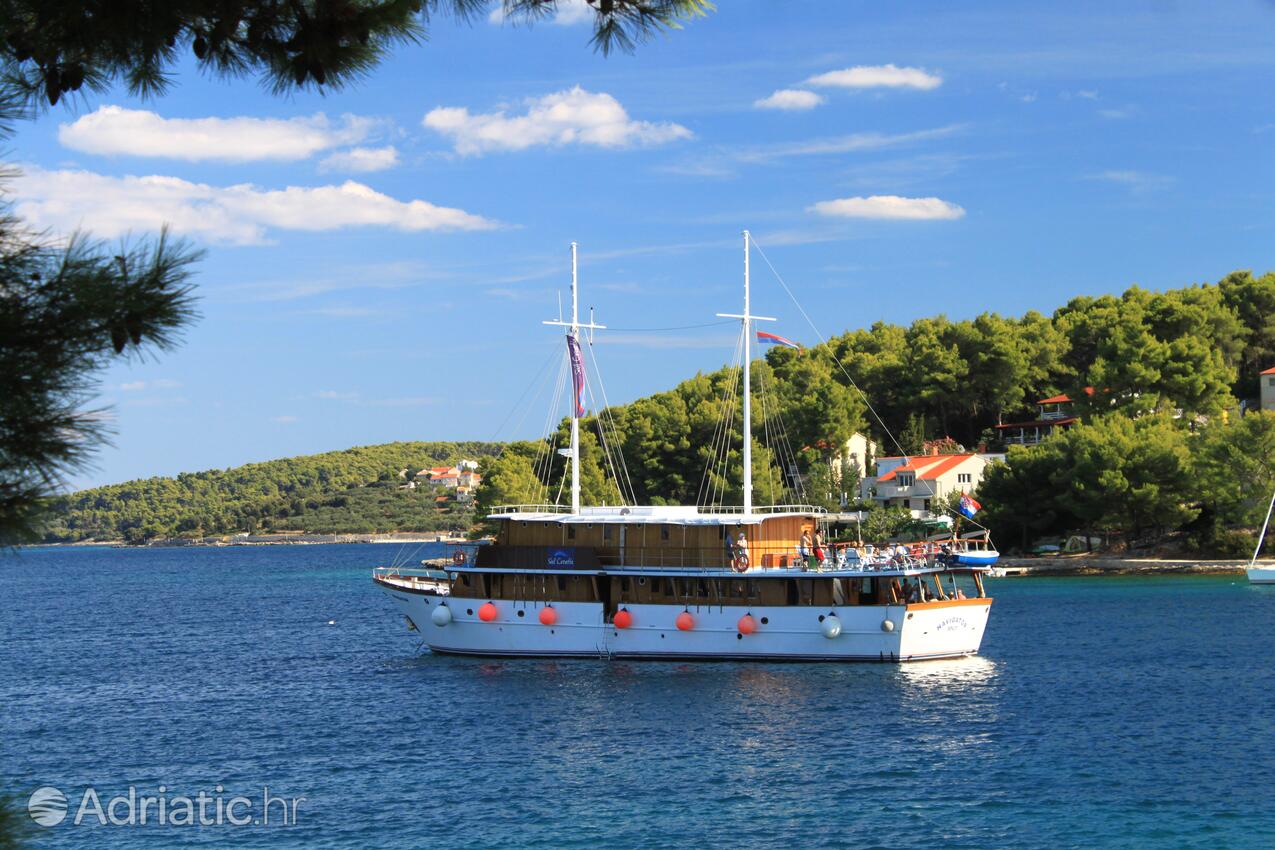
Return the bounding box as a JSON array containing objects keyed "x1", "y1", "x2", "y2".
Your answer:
[{"x1": 2, "y1": 544, "x2": 1273, "y2": 849}]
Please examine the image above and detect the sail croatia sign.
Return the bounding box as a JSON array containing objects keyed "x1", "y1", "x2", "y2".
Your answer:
[{"x1": 547, "y1": 548, "x2": 576, "y2": 567}]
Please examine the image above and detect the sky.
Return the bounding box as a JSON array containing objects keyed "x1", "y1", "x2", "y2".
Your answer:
[{"x1": 10, "y1": 0, "x2": 1275, "y2": 488}]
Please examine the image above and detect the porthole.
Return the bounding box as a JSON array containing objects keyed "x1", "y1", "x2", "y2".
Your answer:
[
  {"x1": 637, "y1": 577, "x2": 647, "y2": 586},
  {"x1": 517, "y1": 610, "x2": 525, "y2": 618},
  {"x1": 466, "y1": 608, "x2": 473, "y2": 615},
  {"x1": 818, "y1": 614, "x2": 825, "y2": 622},
  {"x1": 760, "y1": 617, "x2": 769, "y2": 625},
  {"x1": 736, "y1": 634, "x2": 743, "y2": 640}
]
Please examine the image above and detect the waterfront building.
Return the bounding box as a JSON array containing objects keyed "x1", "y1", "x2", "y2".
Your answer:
[
  {"x1": 867, "y1": 452, "x2": 993, "y2": 514},
  {"x1": 1261, "y1": 366, "x2": 1275, "y2": 412},
  {"x1": 995, "y1": 388, "x2": 1093, "y2": 446}
]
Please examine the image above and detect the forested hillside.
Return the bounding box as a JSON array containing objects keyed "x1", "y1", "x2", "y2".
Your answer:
[
  {"x1": 48, "y1": 269, "x2": 1275, "y2": 552},
  {"x1": 479, "y1": 269, "x2": 1275, "y2": 553},
  {"x1": 44, "y1": 442, "x2": 501, "y2": 542}
]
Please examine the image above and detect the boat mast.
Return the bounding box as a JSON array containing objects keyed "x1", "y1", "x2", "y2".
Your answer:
[
  {"x1": 544, "y1": 242, "x2": 604, "y2": 514},
  {"x1": 1251, "y1": 486, "x2": 1275, "y2": 566},
  {"x1": 717, "y1": 230, "x2": 774, "y2": 515}
]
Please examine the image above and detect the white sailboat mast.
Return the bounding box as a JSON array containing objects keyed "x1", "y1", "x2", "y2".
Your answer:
[
  {"x1": 544, "y1": 241, "x2": 604, "y2": 515},
  {"x1": 1251, "y1": 486, "x2": 1275, "y2": 566},
  {"x1": 569, "y1": 243, "x2": 581, "y2": 514},
  {"x1": 717, "y1": 230, "x2": 775, "y2": 515}
]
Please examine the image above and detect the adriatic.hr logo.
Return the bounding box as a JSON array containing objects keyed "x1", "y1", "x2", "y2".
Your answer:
[
  {"x1": 547, "y1": 549, "x2": 575, "y2": 567},
  {"x1": 28, "y1": 786, "x2": 68, "y2": 826},
  {"x1": 25, "y1": 784, "x2": 305, "y2": 828}
]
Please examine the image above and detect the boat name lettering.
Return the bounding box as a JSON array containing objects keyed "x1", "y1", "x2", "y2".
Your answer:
[
  {"x1": 547, "y1": 548, "x2": 576, "y2": 567},
  {"x1": 936, "y1": 616, "x2": 969, "y2": 632}
]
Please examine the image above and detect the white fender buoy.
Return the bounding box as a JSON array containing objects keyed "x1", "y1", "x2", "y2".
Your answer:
[
  {"x1": 821, "y1": 615, "x2": 842, "y2": 639},
  {"x1": 431, "y1": 605, "x2": 452, "y2": 627},
  {"x1": 881, "y1": 619, "x2": 895, "y2": 633}
]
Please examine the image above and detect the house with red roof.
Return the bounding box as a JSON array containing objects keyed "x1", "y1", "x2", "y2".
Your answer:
[
  {"x1": 867, "y1": 452, "x2": 993, "y2": 514},
  {"x1": 994, "y1": 388, "x2": 1094, "y2": 447},
  {"x1": 1262, "y1": 366, "x2": 1275, "y2": 411}
]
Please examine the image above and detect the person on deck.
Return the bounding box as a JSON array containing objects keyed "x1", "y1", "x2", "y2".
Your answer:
[
  {"x1": 813, "y1": 529, "x2": 826, "y2": 567},
  {"x1": 799, "y1": 528, "x2": 813, "y2": 563},
  {"x1": 735, "y1": 531, "x2": 750, "y2": 570}
]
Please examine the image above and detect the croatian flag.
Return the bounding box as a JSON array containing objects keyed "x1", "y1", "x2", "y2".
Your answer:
[
  {"x1": 757, "y1": 330, "x2": 802, "y2": 350},
  {"x1": 958, "y1": 494, "x2": 982, "y2": 519},
  {"x1": 567, "y1": 336, "x2": 587, "y2": 417}
]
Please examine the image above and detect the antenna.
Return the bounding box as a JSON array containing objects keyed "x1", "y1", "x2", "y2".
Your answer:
[
  {"x1": 716, "y1": 229, "x2": 775, "y2": 515},
  {"x1": 543, "y1": 242, "x2": 606, "y2": 514}
]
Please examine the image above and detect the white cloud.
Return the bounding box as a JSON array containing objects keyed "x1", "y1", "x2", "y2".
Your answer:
[
  {"x1": 423, "y1": 86, "x2": 692, "y2": 155},
  {"x1": 270, "y1": 415, "x2": 299, "y2": 424},
  {"x1": 489, "y1": 0, "x2": 592, "y2": 25},
  {"x1": 118, "y1": 379, "x2": 182, "y2": 392},
  {"x1": 318, "y1": 146, "x2": 400, "y2": 173},
  {"x1": 809, "y1": 195, "x2": 966, "y2": 221},
  {"x1": 368, "y1": 397, "x2": 440, "y2": 407},
  {"x1": 1077, "y1": 90, "x2": 1100, "y2": 100},
  {"x1": 13, "y1": 167, "x2": 498, "y2": 245},
  {"x1": 754, "y1": 89, "x2": 824, "y2": 111},
  {"x1": 805, "y1": 64, "x2": 942, "y2": 91},
  {"x1": 1085, "y1": 170, "x2": 1174, "y2": 193},
  {"x1": 1098, "y1": 107, "x2": 1134, "y2": 120},
  {"x1": 736, "y1": 124, "x2": 964, "y2": 164},
  {"x1": 58, "y1": 106, "x2": 376, "y2": 162},
  {"x1": 551, "y1": 0, "x2": 594, "y2": 25}
]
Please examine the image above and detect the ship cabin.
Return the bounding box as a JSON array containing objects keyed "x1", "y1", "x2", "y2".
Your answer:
[{"x1": 387, "y1": 504, "x2": 989, "y2": 613}]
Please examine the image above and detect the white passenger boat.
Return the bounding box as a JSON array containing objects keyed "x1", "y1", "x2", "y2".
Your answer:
[
  {"x1": 373, "y1": 234, "x2": 993, "y2": 661},
  {"x1": 1247, "y1": 486, "x2": 1275, "y2": 585}
]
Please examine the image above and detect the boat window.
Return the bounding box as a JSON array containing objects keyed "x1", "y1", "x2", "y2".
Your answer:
[
  {"x1": 604, "y1": 525, "x2": 612, "y2": 541},
  {"x1": 660, "y1": 525, "x2": 670, "y2": 541},
  {"x1": 556, "y1": 576, "x2": 567, "y2": 592},
  {"x1": 620, "y1": 577, "x2": 631, "y2": 592},
  {"x1": 567, "y1": 526, "x2": 576, "y2": 540},
  {"x1": 460, "y1": 574, "x2": 471, "y2": 587},
  {"x1": 650, "y1": 577, "x2": 662, "y2": 595}
]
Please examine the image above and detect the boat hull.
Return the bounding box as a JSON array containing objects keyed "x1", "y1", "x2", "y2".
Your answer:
[
  {"x1": 377, "y1": 580, "x2": 991, "y2": 662},
  {"x1": 953, "y1": 551, "x2": 1000, "y2": 567},
  {"x1": 1248, "y1": 566, "x2": 1275, "y2": 585}
]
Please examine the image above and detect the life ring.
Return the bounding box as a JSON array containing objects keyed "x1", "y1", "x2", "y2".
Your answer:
[
  {"x1": 732, "y1": 556, "x2": 749, "y2": 574},
  {"x1": 452, "y1": 549, "x2": 467, "y2": 566}
]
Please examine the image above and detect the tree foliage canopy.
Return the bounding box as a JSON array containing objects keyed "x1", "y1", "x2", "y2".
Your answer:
[
  {"x1": 43, "y1": 441, "x2": 502, "y2": 541},
  {"x1": 1, "y1": 0, "x2": 714, "y2": 109}
]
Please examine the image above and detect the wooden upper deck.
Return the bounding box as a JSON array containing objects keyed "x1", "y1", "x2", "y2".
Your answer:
[{"x1": 485, "y1": 505, "x2": 822, "y2": 570}]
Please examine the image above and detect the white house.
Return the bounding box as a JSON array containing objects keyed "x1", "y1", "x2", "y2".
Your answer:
[
  {"x1": 866, "y1": 452, "x2": 995, "y2": 515},
  {"x1": 839, "y1": 432, "x2": 877, "y2": 480},
  {"x1": 1262, "y1": 366, "x2": 1275, "y2": 411}
]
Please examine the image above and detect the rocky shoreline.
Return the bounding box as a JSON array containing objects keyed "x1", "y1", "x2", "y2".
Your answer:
[
  {"x1": 35, "y1": 532, "x2": 480, "y2": 548},
  {"x1": 996, "y1": 556, "x2": 1253, "y2": 575}
]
